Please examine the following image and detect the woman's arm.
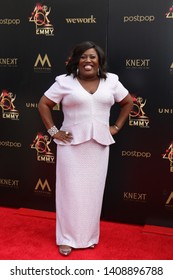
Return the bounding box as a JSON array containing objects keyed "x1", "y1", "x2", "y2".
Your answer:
[
  {"x1": 110, "y1": 93, "x2": 133, "y2": 135},
  {"x1": 38, "y1": 95, "x2": 73, "y2": 143},
  {"x1": 38, "y1": 95, "x2": 57, "y2": 130}
]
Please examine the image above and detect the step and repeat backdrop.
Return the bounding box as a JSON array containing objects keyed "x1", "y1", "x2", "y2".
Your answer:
[{"x1": 0, "y1": 0, "x2": 173, "y2": 227}]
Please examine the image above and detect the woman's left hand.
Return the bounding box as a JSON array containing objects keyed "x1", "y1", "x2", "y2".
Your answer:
[{"x1": 109, "y1": 125, "x2": 119, "y2": 136}]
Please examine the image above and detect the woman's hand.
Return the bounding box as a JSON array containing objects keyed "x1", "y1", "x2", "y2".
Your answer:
[
  {"x1": 53, "y1": 131, "x2": 73, "y2": 143},
  {"x1": 109, "y1": 125, "x2": 119, "y2": 136}
]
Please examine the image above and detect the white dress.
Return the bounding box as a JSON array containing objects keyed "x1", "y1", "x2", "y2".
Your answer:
[{"x1": 44, "y1": 73, "x2": 128, "y2": 248}]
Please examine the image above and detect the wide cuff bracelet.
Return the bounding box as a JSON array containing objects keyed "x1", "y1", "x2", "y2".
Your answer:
[{"x1": 47, "y1": 125, "x2": 59, "y2": 137}]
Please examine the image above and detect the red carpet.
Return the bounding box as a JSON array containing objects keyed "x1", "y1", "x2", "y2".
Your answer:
[
  {"x1": 0, "y1": 207, "x2": 173, "y2": 260},
  {"x1": 143, "y1": 225, "x2": 173, "y2": 236}
]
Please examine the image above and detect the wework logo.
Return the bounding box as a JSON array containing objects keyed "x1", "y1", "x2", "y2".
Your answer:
[{"x1": 66, "y1": 15, "x2": 96, "y2": 23}]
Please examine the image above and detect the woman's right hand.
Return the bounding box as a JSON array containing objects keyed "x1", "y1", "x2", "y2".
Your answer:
[{"x1": 53, "y1": 130, "x2": 73, "y2": 143}]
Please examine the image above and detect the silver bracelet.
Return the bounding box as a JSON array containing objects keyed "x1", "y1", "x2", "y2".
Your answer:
[{"x1": 47, "y1": 125, "x2": 59, "y2": 137}]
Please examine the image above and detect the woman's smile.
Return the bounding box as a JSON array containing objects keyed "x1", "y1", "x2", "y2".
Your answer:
[{"x1": 78, "y1": 48, "x2": 99, "y2": 79}]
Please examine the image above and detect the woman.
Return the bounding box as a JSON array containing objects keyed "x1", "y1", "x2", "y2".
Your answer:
[{"x1": 38, "y1": 41, "x2": 133, "y2": 256}]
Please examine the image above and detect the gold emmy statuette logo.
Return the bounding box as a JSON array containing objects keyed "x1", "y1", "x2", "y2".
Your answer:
[
  {"x1": 31, "y1": 133, "x2": 55, "y2": 163},
  {"x1": 35, "y1": 179, "x2": 51, "y2": 192},
  {"x1": 129, "y1": 95, "x2": 149, "y2": 128},
  {"x1": 0, "y1": 89, "x2": 19, "y2": 120},
  {"x1": 166, "y1": 5, "x2": 173, "y2": 18},
  {"x1": 162, "y1": 143, "x2": 173, "y2": 172},
  {"x1": 29, "y1": 4, "x2": 54, "y2": 36}
]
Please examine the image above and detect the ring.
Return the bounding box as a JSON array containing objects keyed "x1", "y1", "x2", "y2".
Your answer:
[{"x1": 65, "y1": 131, "x2": 69, "y2": 135}]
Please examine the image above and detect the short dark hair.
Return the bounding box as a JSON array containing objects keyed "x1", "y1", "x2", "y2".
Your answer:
[{"x1": 66, "y1": 41, "x2": 107, "y2": 79}]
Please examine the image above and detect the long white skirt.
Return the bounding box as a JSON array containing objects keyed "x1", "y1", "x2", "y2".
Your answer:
[{"x1": 55, "y1": 139, "x2": 109, "y2": 248}]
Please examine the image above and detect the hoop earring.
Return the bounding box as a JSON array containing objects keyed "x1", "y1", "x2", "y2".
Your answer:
[
  {"x1": 77, "y1": 68, "x2": 79, "y2": 76},
  {"x1": 97, "y1": 68, "x2": 100, "y2": 76}
]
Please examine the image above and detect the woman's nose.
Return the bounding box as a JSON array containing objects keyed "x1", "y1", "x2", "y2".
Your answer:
[{"x1": 85, "y1": 56, "x2": 91, "y2": 62}]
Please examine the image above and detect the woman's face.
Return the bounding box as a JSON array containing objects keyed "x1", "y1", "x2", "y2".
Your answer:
[{"x1": 78, "y1": 48, "x2": 99, "y2": 79}]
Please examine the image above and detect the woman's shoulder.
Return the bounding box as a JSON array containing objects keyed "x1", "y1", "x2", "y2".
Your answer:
[
  {"x1": 106, "y1": 72, "x2": 119, "y2": 81},
  {"x1": 55, "y1": 74, "x2": 74, "y2": 84},
  {"x1": 103, "y1": 73, "x2": 119, "y2": 87}
]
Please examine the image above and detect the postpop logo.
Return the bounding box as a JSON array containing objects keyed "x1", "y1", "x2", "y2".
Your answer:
[
  {"x1": 122, "y1": 151, "x2": 151, "y2": 158},
  {"x1": 0, "y1": 141, "x2": 21, "y2": 148},
  {"x1": 0, "y1": 19, "x2": 20, "y2": 25},
  {"x1": 124, "y1": 15, "x2": 155, "y2": 23}
]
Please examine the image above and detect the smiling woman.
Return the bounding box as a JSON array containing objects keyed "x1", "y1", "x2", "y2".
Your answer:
[
  {"x1": 78, "y1": 49, "x2": 99, "y2": 75},
  {"x1": 76, "y1": 48, "x2": 100, "y2": 93},
  {"x1": 38, "y1": 41, "x2": 133, "y2": 256}
]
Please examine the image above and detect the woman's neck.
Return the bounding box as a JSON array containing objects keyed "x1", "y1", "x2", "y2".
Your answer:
[{"x1": 77, "y1": 75, "x2": 99, "y2": 81}]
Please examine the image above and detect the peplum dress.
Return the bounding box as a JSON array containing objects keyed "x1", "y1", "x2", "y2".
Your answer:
[{"x1": 44, "y1": 73, "x2": 128, "y2": 248}]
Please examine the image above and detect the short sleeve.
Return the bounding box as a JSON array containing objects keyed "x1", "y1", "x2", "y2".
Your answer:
[
  {"x1": 44, "y1": 75, "x2": 66, "y2": 104},
  {"x1": 108, "y1": 73, "x2": 129, "y2": 103}
]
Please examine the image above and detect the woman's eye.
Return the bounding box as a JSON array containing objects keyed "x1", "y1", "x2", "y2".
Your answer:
[{"x1": 80, "y1": 55, "x2": 96, "y2": 59}]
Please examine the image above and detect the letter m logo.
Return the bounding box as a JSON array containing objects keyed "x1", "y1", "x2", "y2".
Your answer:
[
  {"x1": 35, "y1": 179, "x2": 51, "y2": 192},
  {"x1": 166, "y1": 192, "x2": 173, "y2": 205},
  {"x1": 34, "y1": 54, "x2": 51, "y2": 67}
]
